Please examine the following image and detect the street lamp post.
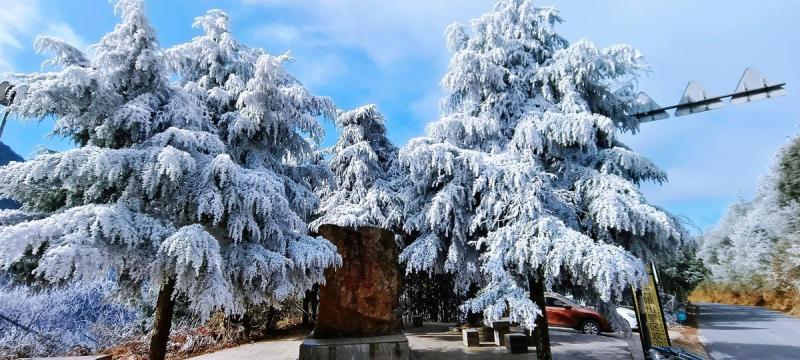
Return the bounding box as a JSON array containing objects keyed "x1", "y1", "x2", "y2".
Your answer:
[
  {"x1": 0, "y1": 80, "x2": 14, "y2": 139},
  {"x1": 628, "y1": 67, "x2": 786, "y2": 358}
]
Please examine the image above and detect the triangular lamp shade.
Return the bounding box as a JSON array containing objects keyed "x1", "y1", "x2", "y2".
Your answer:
[
  {"x1": 631, "y1": 92, "x2": 669, "y2": 122},
  {"x1": 730, "y1": 67, "x2": 787, "y2": 104},
  {"x1": 675, "y1": 81, "x2": 725, "y2": 117}
]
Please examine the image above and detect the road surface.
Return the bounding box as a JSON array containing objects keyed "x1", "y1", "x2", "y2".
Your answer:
[{"x1": 697, "y1": 302, "x2": 800, "y2": 360}]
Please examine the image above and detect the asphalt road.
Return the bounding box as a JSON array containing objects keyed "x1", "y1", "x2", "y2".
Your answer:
[{"x1": 697, "y1": 302, "x2": 800, "y2": 360}]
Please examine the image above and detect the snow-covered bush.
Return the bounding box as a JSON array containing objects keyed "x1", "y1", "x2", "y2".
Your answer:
[
  {"x1": 0, "y1": 1, "x2": 340, "y2": 356},
  {"x1": 0, "y1": 279, "x2": 141, "y2": 359},
  {"x1": 397, "y1": 0, "x2": 686, "y2": 330},
  {"x1": 659, "y1": 245, "x2": 709, "y2": 302}
]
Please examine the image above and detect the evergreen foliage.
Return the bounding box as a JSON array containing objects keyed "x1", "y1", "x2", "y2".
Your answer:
[
  {"x1": 700, "y1": 138, "x2": 800, "y2": 293},
  {"x1": 659, "y1": 246, "x2": 709, "y2": 301},
  {"x1": 396, "y1": 0, "x2": 686, "y2": 329},
  {"x1": 311, "y1": 105, "x2": 401, "y2": 230},
  {"x1": 0, "y1": 0, "x2": 340, "y2": 332},
  {"x1": 0, "y1": 280, "x2": 140, "y2": 358},
  {"x1": 0, "y1": 142, "x2": 22, "y2": 210},
  {"x1": 778, "y1": 136, "x2": 800, "y2": 204}
]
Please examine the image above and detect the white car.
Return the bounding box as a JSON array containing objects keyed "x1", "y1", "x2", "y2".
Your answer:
[{"x1": 616, "y1": 306, "x2": 638, "y2": 331}]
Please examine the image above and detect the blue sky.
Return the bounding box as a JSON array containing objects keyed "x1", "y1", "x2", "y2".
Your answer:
[{"x1": 0, "y1": 0, "x2": 797, "y2": 232}]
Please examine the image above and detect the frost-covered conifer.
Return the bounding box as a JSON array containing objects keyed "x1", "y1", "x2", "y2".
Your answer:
[
  {"x1": 311, "y1": 105, "x2": 401, "y2": 230},
  {"x1": 0, "y1": 2, "x2": 340, "y2": 358},
  {"x1": 398, "y1": 0, "x2": 685, "y2": 333},
  {"x1": 700, "y1": 141, "x2": 800, "y2": 292},
  {"x1": 778, "y1": 136, "x2": 800, "y2": 203},
  {"x1": 0, "y1": 279, "x2": 140, "y2": 358}
]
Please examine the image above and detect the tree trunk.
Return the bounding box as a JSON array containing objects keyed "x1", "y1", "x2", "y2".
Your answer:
[
  {"x1": 302, "y1": 290, "x2": 311, "y2": 326},
  {"x1": 149, "y1": 278, "x2": 176, "y2": 360},
  {"x1": 310, "y1": 284, "x2": 319, "y2": 324},
  {"x1": 529, "y1": 269, "x2": 552, "y2": 360},
  {"x1": 465, "y1": 284, "x2": 482, "y2": 326},
  {"x1": 302, "y1": 285, "x2": 319, "y2": 327}
]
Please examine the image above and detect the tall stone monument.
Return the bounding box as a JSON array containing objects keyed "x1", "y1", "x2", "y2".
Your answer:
[{"x1": 299, "y1": 224, "x2": 409, "y2": 360}]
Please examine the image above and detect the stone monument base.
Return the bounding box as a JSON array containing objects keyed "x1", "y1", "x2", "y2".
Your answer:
[{"x1": 299, "y1": 334, "x2": 410, "y2": 360}]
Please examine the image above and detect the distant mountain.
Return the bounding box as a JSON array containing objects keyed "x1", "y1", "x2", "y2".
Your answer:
[{"x1": 0, "y1": 141, "x2": 22, "y2": 210}]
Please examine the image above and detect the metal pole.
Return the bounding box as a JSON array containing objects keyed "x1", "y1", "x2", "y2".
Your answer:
[
  {"x1": 0, "y1": 111, "x2": 9, "y2": 140},
  {"x1": 633, "y1": 82, "x2": 786, "y2": 119},
  {"x1": 0, "y1": 81, "x2": 13, "y2": 140}
]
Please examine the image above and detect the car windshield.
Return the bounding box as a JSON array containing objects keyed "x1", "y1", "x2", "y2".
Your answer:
[{"x1": 546, "y1": 295, "x2": 578, "y2": 308}]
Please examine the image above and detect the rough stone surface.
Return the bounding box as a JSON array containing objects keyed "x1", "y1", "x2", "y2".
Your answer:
[
  {"x1": 504, "y1": 333, "x2": 528, "y2": 354},
  {"x1": 482, "y1": 326, "x2": 494, "y2": 342},
  {"x1": 523, "y1": 328, "x2": 535, "y2": 346},
  {"x1": 313, "y1": 224, "x2": 403, "y2": 338},
  {"x1": 494, "y1": 328, "x2": 510, "y2": 346},
  {"x1": 484, "y1": 319, "x2": 511, "y2": 329},
  {"x1": 299, "y1": 334, "x2": 409, "y2": 360},
  {"x1": 462, "y1": 328, "x2": 480, "y2": 347},
  {"x1": 412, "y1": 316, "x2": 423, "y2": 327}
]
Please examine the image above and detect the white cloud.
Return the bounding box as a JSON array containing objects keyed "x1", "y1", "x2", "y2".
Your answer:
[
  {"x1": 42, "y1": 22, "x2": 89, "y2": 53},
  {"x1": 622, "y1": 105, "x2": 797, "y2": 210},
  {"x1": 292, "y1": 53, "x2": 348, "y2": 90},
  {"x1": 0, "y1": 1, "x2": 42, "y2": 72},
  {"x1": 409, "y1": 89, "x2": 443, "y2": 124},
  {"x1": 0, "y1": 0, "x2": 87, "y2": 73},
  {"x1": 242, "y1": 0, "x2": 493, "y2": 68},
  {"x1": 252, "y1": 24, "x2": 303, "y2": 45}
]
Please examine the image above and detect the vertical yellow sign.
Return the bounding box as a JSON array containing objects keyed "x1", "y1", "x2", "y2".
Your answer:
[{"x1": 642, "y1": 264, "x2": 670, "y2": 347}]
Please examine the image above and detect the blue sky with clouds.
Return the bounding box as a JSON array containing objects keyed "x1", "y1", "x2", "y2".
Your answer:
[{"x1": 0, "y1": 0, "x2": 797, "y2": 232}]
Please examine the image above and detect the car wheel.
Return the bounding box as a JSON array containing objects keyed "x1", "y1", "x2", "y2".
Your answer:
[{"x1": 580, "y1": 319, "x2": 600, "y2": 335}]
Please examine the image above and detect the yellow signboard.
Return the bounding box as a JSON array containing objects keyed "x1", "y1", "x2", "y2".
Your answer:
[{"x1": 638, "y1": 262, "x2": 671, "y2": 347}]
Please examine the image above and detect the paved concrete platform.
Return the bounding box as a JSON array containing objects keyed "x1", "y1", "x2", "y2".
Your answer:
[
  {"x1": 406, "y1": 323, "x2": 632, "y2": 360},
  {"x1": 191, "y1": 323, "x2": 634, "y2": 360},
  {"x1": 22, "y1": 357, "x2": 111, "y2": 360},
  {"x1": 191, "y1": 336, "x2": 304, "y2": 360}
]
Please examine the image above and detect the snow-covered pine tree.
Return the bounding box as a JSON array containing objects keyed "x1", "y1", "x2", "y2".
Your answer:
[
  {"x1": 776, "y1": 137, "x2": 800, "y2": 290},
  {"x1": 0, "y1": 142, "x2": 22, "y2": 210},
  {"x1": 700, "y1": 138, "x2": 800, "y2": 293},
  {"x1": 778, "y1": 136, "x2": 800, "y2": 204},
  {"x1": 700, "y1": 188, "x2": 789, "y2": 289},
  {"x1": 164, "y1": 9, "x2": 335, "y2": 222},
  {"x1": 310, "y1": 105, "x2": 401, "y2": 230},
  {"x1": 397, "y1": 2, "x2": 685, "y2": 356},
  {"x1": 0, "y1": 2, "x2": 340, "y2": 359}
]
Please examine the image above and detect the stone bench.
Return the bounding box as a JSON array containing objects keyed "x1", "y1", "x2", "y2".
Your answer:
[
  {"x1": 505, "y1": 333, "x2": 529, "y2": 354},
  {"x1": 482, "y1": 319, "x2": 511, "y2": 328},
  {"x1": 522, "y1": 327, "x2": 535, "y2": 346},
  {"x1": 482, "y1": 326, "x2": 494, "y2": 342},
  {"x1": 462, "y1": 328, "x2": 480, "y2": 347},
  {"x1": 411, "y1": 315, "x2": 423, "y2": 327},
  {"x1": 481, "y1": 320, "x2": 511, "y2": 346},
  {"x1": 494, "y1": 326, "x2": 511, "y2": 346}
]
